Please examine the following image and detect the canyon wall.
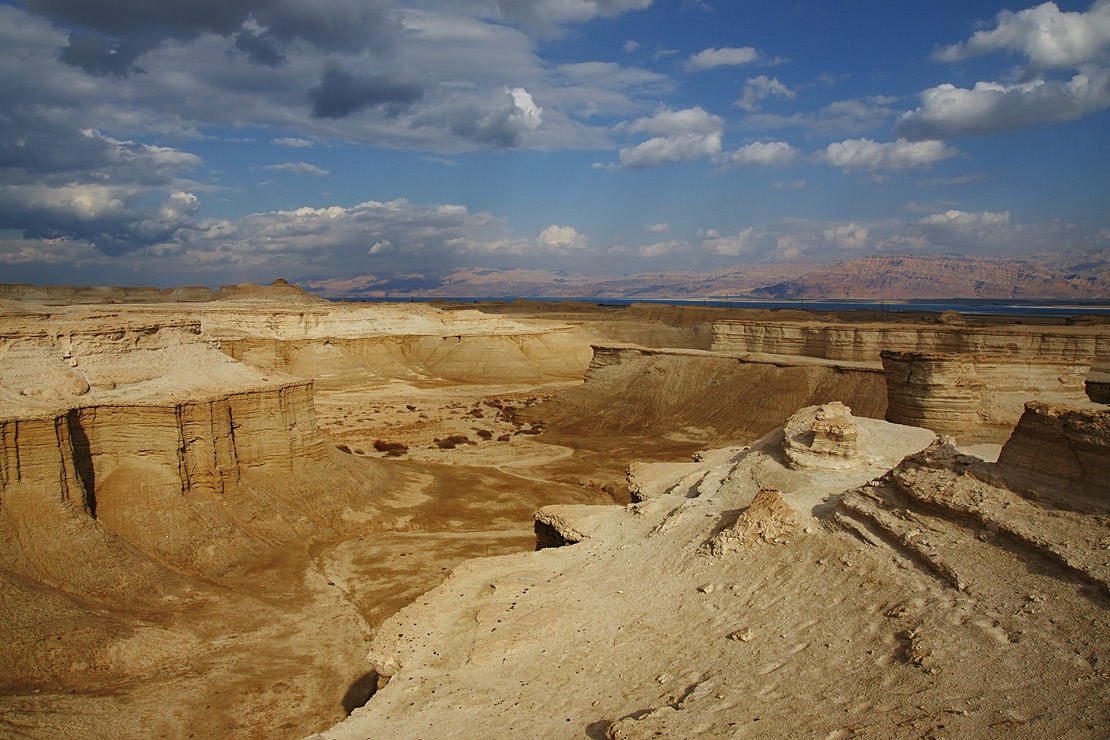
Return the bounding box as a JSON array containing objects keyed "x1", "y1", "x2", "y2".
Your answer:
[
  {"x1": 881, "y1": 351, "x2": 1093, "y2": 443},
  {"x1": 710, "y1": 320, "x2": 1109, "y2": 363},
  {"x1": 219, "y1": 331, "x2": 592, "y2": 386},
  {"x1": 539, "y1": 345, "x2": 887, "y2": 445},
  {"x1": 995, "y1": 402, "x2": 1110, "y2": 514}
]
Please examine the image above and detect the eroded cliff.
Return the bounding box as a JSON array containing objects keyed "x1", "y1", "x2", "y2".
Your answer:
[{"x1": 881, "y1": 351, "x2": 1093, "y2": 443}]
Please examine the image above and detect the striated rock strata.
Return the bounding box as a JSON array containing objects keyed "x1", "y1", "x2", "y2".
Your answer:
[
  {"x1": 995, "y1": 402, "x2": 1110, "y2": 514},
  {"x1": 881, "y1": 351, "x2": 1092, "y2": 443},
  {"x1": 711, "y1": 320, "x2": 1109, "y2": 363}
]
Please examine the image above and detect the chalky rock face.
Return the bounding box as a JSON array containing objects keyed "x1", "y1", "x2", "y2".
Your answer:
[
  {"x1": 782, "y1": 401, "x2": 859, "y2": 470},
  {"x1": 0, "y1": 316, "x2": 342, "y2": 582},
  {"x1": 881, "y1": 351, "x2": 1093, "y2": 443},
  {"x1": 710, "y1": 320, "x2": 1110, "y2": 363},
  {"x1": 996, "y1": 402, "x2": 1110, "y2": 514}
]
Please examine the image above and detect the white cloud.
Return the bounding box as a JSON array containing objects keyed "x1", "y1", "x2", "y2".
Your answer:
[
  {"x1": 369, "y1": 240, "x2": 393, "y2": 254},
  {"x1": 817, "y1": 138, "x2": 959, "y2": 171},
  {"x1": 536, "y1": 224, "x2": 588, "y2": 250},
  {"x1": 624, "y1": 40, "x2": 641, "y2": 53},
  {"x1": 895, "y1": 73, "x2": 1110, "y2": 140},
  {"x1": 919, "y1": 210, "x2": 1011, "y2": 226},
  {"x1": 684, "y1": 46, "x2": 761, "y2": 72},
  {"x1": 935, "y1": 0, "x2": 1110, "y2": 69},
  {"x1": 643, "y1": 222, "x2": 669, "y2": 233},
  {"x1": 722, "y1": 140, "x2": 800, "y2": 167},
  {"x1": 262, "y1": 161, "x2": 330, "y2": 175},
  {"x1": 273, "y1": 137, "x2": 315, "y2": 147},
  {"x1": 617, "y1": 106, "x2": 723, "y2": 168},
  {"x1": 619, "y1": 133, "x2": 722, "y2": 168},
  {"x1": 736, "y1": 75, "x2": 795, "y2": 111},
  {"x1": 639, "y1": 239, "x2": 681, "y2": 257},
  {"x1": 702, "y1": 227, "x2": 766, "y2": 256},
  {"x1": 627, "y1": 106, "x2": 722, "y2": 136},
  {"x1": 822, "y1": 223, "x2": 869, "y2": 249}
]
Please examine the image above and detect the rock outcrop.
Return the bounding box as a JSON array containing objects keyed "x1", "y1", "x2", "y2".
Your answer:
[
  {"x1": 313, "y1": 403, "x2": 1109, "y2": 740},
  {"x1": 711, "y1": 320, "x2": 1109, "y2": 363},
  {"x1": 995, "y1": 402, "x2": 1110, "y2": 514},
  {"x1": 881, "y1": 351, "x2": 1093, "y2": 443}
]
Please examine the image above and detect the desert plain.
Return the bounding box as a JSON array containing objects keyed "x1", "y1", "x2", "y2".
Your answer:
[{"x1": 0, "y1": 281, "x2": 1108, "y2": 740}]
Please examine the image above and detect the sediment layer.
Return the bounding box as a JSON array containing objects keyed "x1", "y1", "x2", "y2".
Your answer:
[
  {"x1": 881, "y1": 351, "x2": 1093, "y2": 443},
  {"x1": 711, "y1": 320, "x2": 1110, "y2": 363},
  {"x1": 995, "y1": 401, "x2": 1110, "y2": 514}
]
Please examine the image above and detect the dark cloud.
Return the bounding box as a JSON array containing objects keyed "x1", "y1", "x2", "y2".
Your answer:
[
  {"x1": 26, "y1": 0, "x2": 260, "y2": 75},
  {"x1": 24, "y1": 0, "x2": 400, "y2": 76},
  {"x1": 234, "y1": 28, "x2": 286, "y2": 67},
  {"x1": 309, "y1": 65, "x2": 424, "y2": 119}
]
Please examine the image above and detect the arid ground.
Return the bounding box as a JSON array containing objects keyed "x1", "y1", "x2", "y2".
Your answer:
[{"x1": 1, "y1": 285, "x2": 1107, "y2": 739}]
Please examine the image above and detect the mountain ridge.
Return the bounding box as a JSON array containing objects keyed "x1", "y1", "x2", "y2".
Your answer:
[{"x1": 305, "y1": 250, "x2": 1110, "y2": 301}]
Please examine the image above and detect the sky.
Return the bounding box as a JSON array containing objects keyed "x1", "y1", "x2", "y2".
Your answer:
[{"x1": 1, "y1": 0, "x2": 1109, "y2": 288}]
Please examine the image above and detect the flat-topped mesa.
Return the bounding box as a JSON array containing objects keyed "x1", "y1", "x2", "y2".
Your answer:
[
  {"x1": 881, "y1": 350, "x2": 1093, "y2": 444},
  {"x1": 0, "y1": 283, "x2": 216, "y2": 304},
  {"x1": 995, "y1": 401, "x2": 1110, "y2": 514},
  {"x1": 710, "y1": 320, "x2": 1110, "y2": 363}
]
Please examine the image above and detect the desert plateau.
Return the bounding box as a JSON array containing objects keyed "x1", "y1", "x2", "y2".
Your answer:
[{"x1": 1, "y1": 282, "x2": 1108, "y2": 740}]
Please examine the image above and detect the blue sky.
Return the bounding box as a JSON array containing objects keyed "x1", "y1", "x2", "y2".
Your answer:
[{"x1": 1, "y1": 0, "x2": 1108, "y2": 287}]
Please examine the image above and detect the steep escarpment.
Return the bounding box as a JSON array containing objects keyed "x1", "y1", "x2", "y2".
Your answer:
[
  {"x1": 711, "y1": 320, "x2": 1109, "y2": 363},
  {"x1": 0, "y1": 314, "x2": 387, "y2": 585},
  {"x1": 881, "y1": 351, "x2": 1093, "y2": 443},
  {"x1": 535, "y1": 345, "x2": 886, "y2": 450},
  {"x1": 994, "y1": 402, "x2": 1110, "y2": 514}
]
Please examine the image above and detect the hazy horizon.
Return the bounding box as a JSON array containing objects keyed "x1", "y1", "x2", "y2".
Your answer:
[{"x1": 2, "y1": 0, "x2": 1108, "y2": 287}]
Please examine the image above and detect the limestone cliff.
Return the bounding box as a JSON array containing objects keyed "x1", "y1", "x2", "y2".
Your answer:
[
  {"x1": 995, "y1": 402, "x2": 1110, "y2": 514},
  {"x1": 881, "y1": 351, "x2": 1092, "y2": 443},
  {"x1": 711, "y1": 320, "x2": 1109, "y2": 363}
]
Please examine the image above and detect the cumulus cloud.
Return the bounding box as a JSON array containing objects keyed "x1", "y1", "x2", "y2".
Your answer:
[
  {"x1": 700, "y1": 227, "x2": 770, "y2": 257},
  {"x1": 735, "y1": 75, "x2": 795, "y2": 112},
  {"x1": 902, "y1": 1, "x2": 1110, "y2": 140},
  {"x1": 822, "y1": 223, "x2": 869, "y2": 249},
  {"x1": 934, "y1": 0, "x2": 1110, "y2": 69},
  {"x1": 895, "y1": 73, "x2": 1110, "y2": 140},
  {"x1": 684, "y1": 46, "x2": 762, "y2": 71},
  {"x1": 262, "y1": 161, "x2": 330, "y2": 175},
  {"x1": 434, "y1": 87, "x2": 544, "y2": 149},
  {"x1": 817, "y1": 138, "x2": 959, "y2": 171},
  {"x1": 536, "y1": 224, "x2": 587, "y2": 250},
  {"x1": 643, "y1": 222, "x2": 669, "y2": 233},
  {"x1": 722, "y1": 140, "x2": 800, "y2": 167},
  {"x1": 617, "y1": 106, "x2": 723, "y2": 168}
]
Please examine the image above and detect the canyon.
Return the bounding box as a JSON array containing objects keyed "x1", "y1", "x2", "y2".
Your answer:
[{"x1": 0, "y1": 283, "x2": 1107, "y2": 739}]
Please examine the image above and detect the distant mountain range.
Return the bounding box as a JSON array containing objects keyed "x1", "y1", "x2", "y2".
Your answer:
[{"x1": 304, "y1": 251, "x2": 1110, "y2": 302}]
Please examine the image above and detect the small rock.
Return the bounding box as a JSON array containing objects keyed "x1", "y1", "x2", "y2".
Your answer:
[
  {"x1": 697, "y1": 583, "x2": 715, "y2": 594},
  {"x1": 727, "y1": 629, "x2": 754, "y2": 642}
]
